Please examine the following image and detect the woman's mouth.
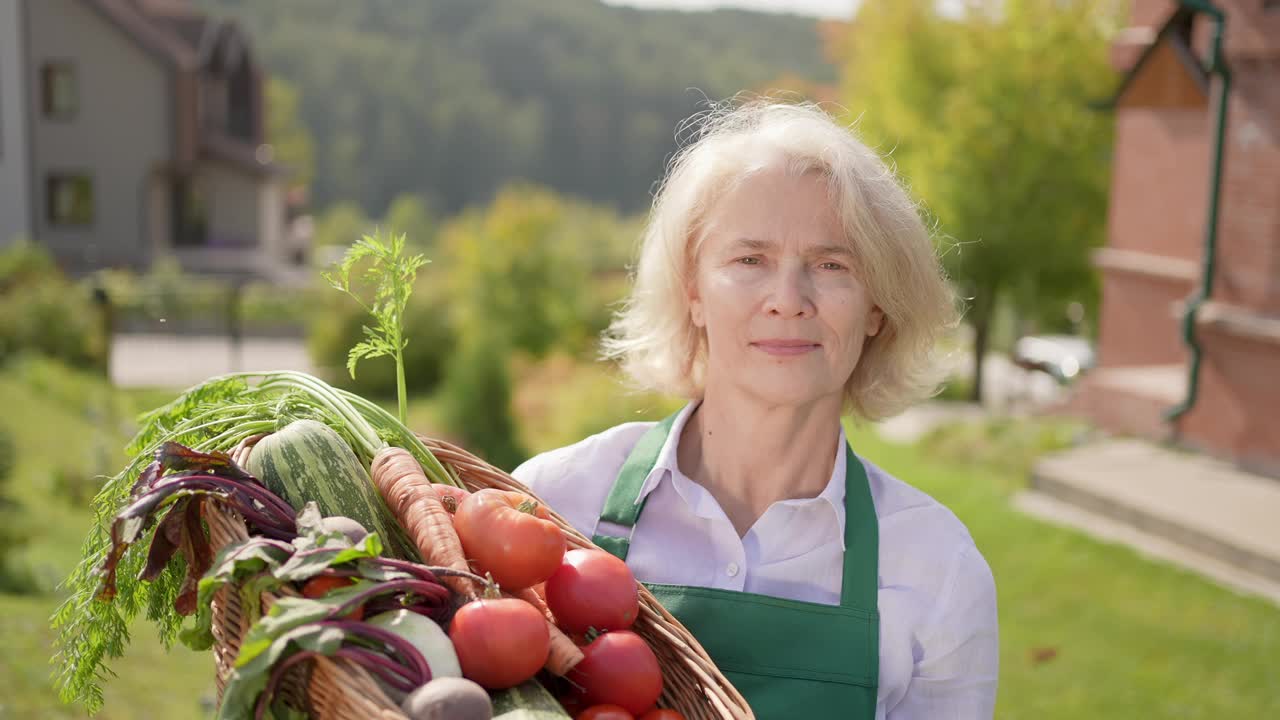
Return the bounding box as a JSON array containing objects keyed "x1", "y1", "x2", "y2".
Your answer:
[{"x1": 751, "y1": 339, "x2": 821, "y2": 356}]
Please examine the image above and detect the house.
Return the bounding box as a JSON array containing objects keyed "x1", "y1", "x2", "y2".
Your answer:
[
  {"x1": 1, "y1": 0, "x2": 305, "y2": 280},
  {"x1": 1070, "y1": 0, "x2": 1280, "y2": 475},
  {"x1": 0, "y1": 0, "x2": 31, "y2": 247}
]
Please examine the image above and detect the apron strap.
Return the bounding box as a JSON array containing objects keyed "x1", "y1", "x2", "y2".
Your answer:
[
  {"x1": 840, "y1": 444, "x2": 877, "y2": 609},
  {"x1": 591, "y1": 413, "x2": 678, "y2": 560},
  {"x1": 593, "y1": 410, "x2": 880, "y2": 611}
]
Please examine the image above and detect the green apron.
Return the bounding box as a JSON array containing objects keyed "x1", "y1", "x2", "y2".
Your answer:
[{"x1": 591, "y1": 413, "x2": 880, "y2": 720}]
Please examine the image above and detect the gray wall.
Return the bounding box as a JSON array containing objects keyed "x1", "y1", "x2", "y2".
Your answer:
[
  {"x1": 26, "y1": 0, "x2": 170, "y2": 269},
  {"x1": 0, "y1": 0, "x2": 31, "y2": 246}
]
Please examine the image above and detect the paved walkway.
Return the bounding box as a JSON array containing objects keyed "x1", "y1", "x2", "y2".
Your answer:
[
  {"x1": 110, "y1": 333, "x2": 316, "y2": 388},
  {"x1": 1026, "y1": 439, "x2": 1280, "y2": 606}
]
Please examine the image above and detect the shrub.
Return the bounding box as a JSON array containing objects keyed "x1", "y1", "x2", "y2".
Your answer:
[
  {"x1": 437, "y1": 327, "x2": 526, "y2": 471},
  {"x1": 0, "y1": 241, "x2": 105, "y2": 370},
  {"x1": 308, "y1": 274, "x2": 454, "y2": 397}
]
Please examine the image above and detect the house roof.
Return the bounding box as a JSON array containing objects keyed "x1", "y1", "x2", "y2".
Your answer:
[
  {"x1": 1101, "y1": 6, "x2": 1209, "y2": 109},
  {"x1": 83, "y1": 0, "x2": 278, "y2": 176},
  {"x1": 82, "y1": 0, "x2": 199, "y2": 70},
  {"x1": 86, "y1": 0, "x2": 255, "y2": 73}
]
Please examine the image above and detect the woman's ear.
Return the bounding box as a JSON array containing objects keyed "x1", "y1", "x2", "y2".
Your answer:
[
  {"x1": 867, "y1": 305, "x2": 885, "y2": 337},
  {"x1": 688, "y1": 284, "x2": 705, "y2": 328}
]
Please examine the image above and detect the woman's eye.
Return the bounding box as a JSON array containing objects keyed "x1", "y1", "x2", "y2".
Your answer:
[
  {"x1": 736, "y1": 256, "x2": 761, "y2": 266},
  {"x1": 819, "y1": 261, "x2": 845, "y2": 271}
]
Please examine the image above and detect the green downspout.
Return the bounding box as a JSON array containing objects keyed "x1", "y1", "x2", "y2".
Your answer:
[{"x1": 1165, "y1": 0, "x2": 1231, "y2": 424}]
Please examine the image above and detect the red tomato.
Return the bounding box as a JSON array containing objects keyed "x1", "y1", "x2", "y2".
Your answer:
[
  {"x1": 568, "y1": 631, "x2": 663, "y2": 716},
  {"x1": 301, "y1": 575, "x2": 363, "y2": 620},
  {"x1": 454, "y1": 489, "x2": 566, "y2": 591},
  {"x1": 545, "y1": 549, "x2": 639, "y2": 633},
  {"x1": 639, "y1": 711, "x2": 685, "y2": 720},
  {"x1": 577, "y1": 705, "x2": 635, "y2": 720},
  {"x1": 448, "y1": 598, "x2": 549, "y2": 689}
]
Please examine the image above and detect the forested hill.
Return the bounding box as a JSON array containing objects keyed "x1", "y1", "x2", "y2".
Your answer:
[{"x1": 198, "y1": 0, "x2": 836, "y2": 215}]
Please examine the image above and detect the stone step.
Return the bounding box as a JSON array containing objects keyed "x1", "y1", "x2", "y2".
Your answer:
[{"x1": 1030, "y1": 439, "x2": 1280, "y2": 588}]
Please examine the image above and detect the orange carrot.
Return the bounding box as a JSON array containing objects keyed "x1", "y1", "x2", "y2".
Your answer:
[
  {"x1": 513, "y1": 586, "x2": 584, "y2": 676},
  {"x1": 371, "y1": 446, "x2": 476, "y2": 597}
]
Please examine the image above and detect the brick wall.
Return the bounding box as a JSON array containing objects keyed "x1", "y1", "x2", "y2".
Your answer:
[
  {"x1": 1108, "y1": 110, "x2": 1210, "y2": 263},
  {"x1": 1181, "y1": 327, "x2": 1280, "y2": 475},
  {"x1": 1096, "y1": 268, "x2": 1190, "y2": 366},
  {"x1": 1215, "y1": 56, "x2": 1280, "y2": 314}
]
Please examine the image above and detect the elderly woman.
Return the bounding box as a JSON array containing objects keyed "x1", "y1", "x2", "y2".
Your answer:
[{"x1": 512, "y1": 100, "x2": 998, "y2": 719}]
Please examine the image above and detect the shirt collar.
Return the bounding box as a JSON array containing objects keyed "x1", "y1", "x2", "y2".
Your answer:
[{"x1": 636, "y1": 401, "x2": 849, "y2": 549}]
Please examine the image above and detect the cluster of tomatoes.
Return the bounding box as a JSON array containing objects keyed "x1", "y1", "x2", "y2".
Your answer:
[{"x1": 446, "y1": 488, "x2": 684, "y2": 719}]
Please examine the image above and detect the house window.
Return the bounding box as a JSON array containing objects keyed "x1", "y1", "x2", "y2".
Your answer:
[
  {"x1": 47, "y1": 174, "x2": 94, "y2": 226},
  {"x1": 41, "y1": 62, "x2": 77, "y2": 119},
  {"x1": 172, "y1": 177, "x2": 209, "y2": 247}
]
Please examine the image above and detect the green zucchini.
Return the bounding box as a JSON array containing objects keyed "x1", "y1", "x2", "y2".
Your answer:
[
  {"x1": 245, "y1": 419, "x2": 420, "y2": 560},
  {"x1": 491, "y1": 680, "x2": 571, "y2": 719}
]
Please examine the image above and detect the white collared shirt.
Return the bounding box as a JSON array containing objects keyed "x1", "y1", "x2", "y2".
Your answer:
[{"x1": 512, "y1": 401, "x2": 999, "y2": 720}]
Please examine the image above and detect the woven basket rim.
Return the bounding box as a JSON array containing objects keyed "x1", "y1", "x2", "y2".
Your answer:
[{"x1": 205, "y1": 431, "x2": 753, "y2": 720}]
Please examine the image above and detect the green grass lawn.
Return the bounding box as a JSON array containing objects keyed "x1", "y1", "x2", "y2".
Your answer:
[
  {"x1": 0, "y1": 363, "x2": 215, "y2": 719},
  {"x1": 844, "y1": 417, "x2": 1280, "y2": 719},
  {"x1": 1, "y1": 357, "x2": 1276, "y2": 718}
]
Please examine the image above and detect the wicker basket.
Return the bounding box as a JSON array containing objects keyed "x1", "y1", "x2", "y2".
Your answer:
[{"x1": 204, "y1": 433, "x2": 754, "y2": 720}]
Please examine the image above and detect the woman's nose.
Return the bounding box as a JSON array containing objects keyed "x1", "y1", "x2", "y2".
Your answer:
[{"x1": 763, "y1": 265, "x2": 816, "y2": 318}]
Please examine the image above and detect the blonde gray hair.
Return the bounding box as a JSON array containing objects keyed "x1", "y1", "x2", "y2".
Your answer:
[{"x1": 603, "y1": 98, "x2": 958, "y2": 421}]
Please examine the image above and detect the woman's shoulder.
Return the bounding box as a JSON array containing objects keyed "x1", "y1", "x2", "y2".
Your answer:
[
  {"x1": 857, "y1": 454, "x2": 997, "y2": 616},
  {"x1": 858, "y1": 454, "x2": 978, "y2": 547},
  {"x1": 510, "y1": 420, "x2": 657, "y2": 536}
]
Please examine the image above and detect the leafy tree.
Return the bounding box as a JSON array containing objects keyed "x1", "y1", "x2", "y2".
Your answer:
[
  {"x1": 265, "y1": 76, "x2": 315, "y2": 193},
  {"x1": 198, "y1": 0, "x2": 836, "y2": 215},
  {"x1": 836, "y1": 0, "x2": 1117, "y2": 401},
  {"x1": 437, "y1": 323, "x2": 526, "y2": 471},
  {"x1": 312, "y1": 202, "x2": 372, "y2": 251},
  {"x1": 383, "y1": 194, "x2": 438, "y2": 255},
  {"x1": 439, "y1": 184, "x2": 592, "y2": 358}
]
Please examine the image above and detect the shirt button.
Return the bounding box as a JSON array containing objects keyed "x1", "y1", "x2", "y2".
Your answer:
[{"x1": 726, "y1": 562, "x2": 740, "y2": 577}]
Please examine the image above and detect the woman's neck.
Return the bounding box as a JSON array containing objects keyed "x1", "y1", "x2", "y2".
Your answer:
[{"x1": 677, "y1": 388, "x2": 844, "y2": 537}]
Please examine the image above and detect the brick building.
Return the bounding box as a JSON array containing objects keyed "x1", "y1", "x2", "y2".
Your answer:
[{"x1": 1072, "y1": 0, "x2": 1280, "y2": 475}]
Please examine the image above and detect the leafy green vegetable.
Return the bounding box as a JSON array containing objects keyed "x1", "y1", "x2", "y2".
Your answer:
[
  {"x1": 179, "y1": 534, "x2": 293, "y2": 652},
  {"x1": 323, "y1": 229, "x2": 429, "y2": 425},
  {"x1": 181, "y1": 502, "x2": 393, "y2": 651},
  {"x1": 220, "y1": 622, "x2": 347, "y2": 720},
  {"x1": 222, "y1": 592, "x2": 437, "y2": 719},
  {"x1": 52, "y1": 371, "x2": 457, "y2": 713}
]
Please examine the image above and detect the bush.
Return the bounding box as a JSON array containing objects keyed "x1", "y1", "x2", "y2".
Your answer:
[
  {"x1": 0, "y1": 424, "x2": 31, "y2": 593},
  {"x1": 0, "y1": 241, "x2": 105, "y2": 370},
  {"x1": 437, "y1": 327, "x2": 526, "y2": 471},
  {"x1": 918, "y1": 415, "x2": 1090, "y2": 479},
  {"x1": 96, "y1": 261, "x2": 312, "y2": 334},
  {"x1": 308, "y1": 274, "x2": 455, "y2": 397},
  {"x1": 511, "y1": 354, "x2": 685, "y2": 455}
]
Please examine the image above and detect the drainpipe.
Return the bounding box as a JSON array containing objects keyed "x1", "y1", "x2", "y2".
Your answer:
[{"x1": 1165, "y1": 0, "x2": 1230, "y2": 425}]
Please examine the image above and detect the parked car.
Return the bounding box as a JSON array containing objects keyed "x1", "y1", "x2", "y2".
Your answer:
[{"x1": 1012, "y1": 334, "x2": 1095, "y2": 384}]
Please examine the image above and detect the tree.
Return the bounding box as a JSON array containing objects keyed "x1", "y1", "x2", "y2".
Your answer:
[
  {"x1": 836, "y1": 0, "x2": 1118, "y2": 402},
  {"x1": 312, "y1": 202, "x2": 371, "y2": 250},
  {"x1": 201, "y1": 0, "x2": 836, "y2": 215},
  {"x1": 265, "y1": 76, "x2": 315, "y2": 193},
  {"x1": 383, "y1": 194, "x2": 438, "y2": 255},
  {"x1": 439, "y1": 184, "x2": 591, "y2": 358}
]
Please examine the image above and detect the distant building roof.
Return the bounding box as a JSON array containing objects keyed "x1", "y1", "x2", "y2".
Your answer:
[{"x1": 1103, "y1": 7, "x2": 1208, "y2": 110}]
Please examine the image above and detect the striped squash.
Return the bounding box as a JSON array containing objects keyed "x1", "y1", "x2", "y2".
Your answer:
[
  {"x1": 246, "y1": 419, "x2": 421, "y2": 561},
  {"x1": 491, "y1": 679, "x2": 572, "y2": 718}
]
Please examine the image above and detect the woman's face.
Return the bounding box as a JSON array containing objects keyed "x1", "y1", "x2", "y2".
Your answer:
[{"x1": 690, "y1": 166, "x2": 883, "y2": 409}]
